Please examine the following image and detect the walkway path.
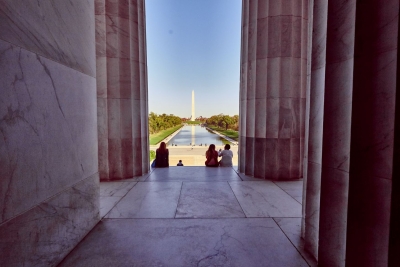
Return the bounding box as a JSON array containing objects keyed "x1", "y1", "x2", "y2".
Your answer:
[{"x1": 59, "y1": 167, "x2": 316, "y2": 267}]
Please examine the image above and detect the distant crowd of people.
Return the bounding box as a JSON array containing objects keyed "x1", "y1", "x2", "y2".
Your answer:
[
  {"x1": 152, "y1": 142, "x2": 233, "y2": 168},
  {"x1": 170, "y1": 143, "x2": 214, "y2": 146}
]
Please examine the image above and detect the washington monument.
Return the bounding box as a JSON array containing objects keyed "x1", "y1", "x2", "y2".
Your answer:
[{"x1": 191, "y1": 90, "x2": 195, "y2": 121}]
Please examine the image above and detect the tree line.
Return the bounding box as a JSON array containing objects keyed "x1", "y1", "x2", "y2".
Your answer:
[
  {"x1": 149, "y1": 112, "x2": 182, "y2": 134},
  {"x1": 148, "y1": 112, "x2": 240, "y2": 134},
  {"x1": 206, "y1": 114, "x2": 239, "y2": 131}
]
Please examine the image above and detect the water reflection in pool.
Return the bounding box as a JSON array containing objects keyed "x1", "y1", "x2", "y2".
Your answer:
[{"x1": 167, "y1": 126, "x2": 229, "y2": 146}]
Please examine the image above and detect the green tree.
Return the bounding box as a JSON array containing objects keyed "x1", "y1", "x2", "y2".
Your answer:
[
  {"x1": 148, "y1": 112, "x2": 183, "y2": 134},
  {"x1": 206, "y1": 114, "x2": 239, "y2": 131},
  {"x1": 221, "y1": 115, "x2": 235, "y2": 130}
]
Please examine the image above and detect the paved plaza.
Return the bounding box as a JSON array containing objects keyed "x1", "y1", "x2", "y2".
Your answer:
[{"x1": 59, "y1": 167, "x2": 315, "y2": 267}]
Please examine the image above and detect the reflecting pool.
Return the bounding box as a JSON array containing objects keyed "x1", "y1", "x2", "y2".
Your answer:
[{"x1": 167, "y1": 126, "x2": 229, "y2": 146}]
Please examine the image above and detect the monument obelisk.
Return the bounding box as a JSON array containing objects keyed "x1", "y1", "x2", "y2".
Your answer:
[{"x1": 191, "y1": 90, "x2": 195, "y2": 121}]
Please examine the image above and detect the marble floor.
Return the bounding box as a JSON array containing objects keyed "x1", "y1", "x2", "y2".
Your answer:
[{"x1": 58, "y1": 167, "x2": 316, "y2": 267}]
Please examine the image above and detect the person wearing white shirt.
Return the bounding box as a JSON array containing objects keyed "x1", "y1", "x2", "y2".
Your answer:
[{"x1": 218, "y1": 144, "x2": 233, "y2": 167}]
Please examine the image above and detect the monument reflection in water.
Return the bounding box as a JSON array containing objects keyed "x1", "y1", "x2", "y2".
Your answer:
[
  {"x1": 168, "y1": 126, "x2": 228, "y2": 146},
  {"x1": 192, "y1": 125, "x2": 195, "y2": 145}
]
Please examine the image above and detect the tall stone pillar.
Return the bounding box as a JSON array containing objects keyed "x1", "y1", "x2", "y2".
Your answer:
[
  {"x1": 0, "y1": 0, "x2": 99, "y2": 265},
  {"x1": 389, "y1": 15, "x2": 400, "y2": 266},
  {"x1": 301, "y1": 0, "x2": 314, "y2": 239},
  {"x1": 244, "y1": 0, "x2": 256, "y2": 176},
  {"x1": 317, "y1": 0, "x2": 356, "y2": 266},
  {"x1": 134, "y1": 0, "x2": 150, "y2": 176},
  {"x1": 239, "y1": 0, "x2": 309, "y2": 180},
  {"x1": 346, "y1": 0, "x2": 399, "y2": 266},
  {"x1": 96, "y1": 0, "x2": 149, "y2": 180},
  {"x1": 302, "y1": 0, "x2": 327, "y2": 259},
  {"x1": 239, "y1": 0, "x2": 249, "y2": 173}
]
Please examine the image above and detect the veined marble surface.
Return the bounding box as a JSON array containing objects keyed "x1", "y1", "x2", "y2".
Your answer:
[
  {"x1": 100, "y1": 181, "x2": 137, "y2": 197},
  {"x1": 96, "y1": 0, "x2": 149, "y2": 180},
  {"x1": 99, "y1": 173, "x2": 151, "y2": 218},
  {"x1": 0, "y1": 40, "x2": 98, "y2": 222},
  {"x1": 0, "y1": 0, "x2": 96, "y2": 76},
  {"x1": 239, "y1": 0, "x2": 309, "y2": 179},
  {"x1": 274, "y1": 180, "x2": 304, "y2": 204},
  {"x1": 274, "y1": 218, "x2": 317, "y2": 266},
  {"x1": 106, "y1": 182, "x2": 182, "y2": 219},
  {"x1": 0, "y1": 1, "x2": 98, "y2": 265},
  {"x1": 176, "y1": 182, "x2": 246, "y2": 218},
  {"x1": 59, "y1": 218, "x2": 309, "y2": 267},
  {"x1": 61, "y1": 167, "x2": 312, "y2": 266},
  {"x1": 318, "y1": 0, "x2": 356, "y2": 265},
  {"x1": 0, "y1": 174, "x2": 99, "y2": 267},
  {"x1": 98, "y1": 167, "x2": 303, "y2": 220},
  {"x1": 230, "y1": 181, "x2": 302, "y2": 217},
  {"x1": 345, "y1": 0, "x2": 399, "y2": 265},
  {"x1": 303, "y1": 4, "x2": 327, "y2": 252},
  {"x1": 146, "y1": 167, "x2": 241, "y2": 182}
]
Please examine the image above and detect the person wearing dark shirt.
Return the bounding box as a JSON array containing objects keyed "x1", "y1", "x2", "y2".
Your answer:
[
  {"x1": 177, "y1": 160, "x2": 183, "y2": 166},
  {"x1": 155, "y1": 142, "x2": 169, "y2": 167},
  {"x1": 205, "y1": 144, "x2": 219, "y2": 167}
]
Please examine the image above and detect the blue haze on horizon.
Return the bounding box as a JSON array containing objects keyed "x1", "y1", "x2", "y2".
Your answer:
[{"x1": 146, "y1": 0, "x2": 242, "y2": 118}]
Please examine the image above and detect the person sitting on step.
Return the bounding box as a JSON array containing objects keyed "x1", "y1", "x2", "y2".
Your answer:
[
  {"x1": 155, "y1": 142, "x2": 169, "y2": 168},
  {"x1": 205, "y1": 144, "x2": 219, "y2": 167},
  {"x1": 218, "y1": 144, "x2": 233, "y2": 167}
]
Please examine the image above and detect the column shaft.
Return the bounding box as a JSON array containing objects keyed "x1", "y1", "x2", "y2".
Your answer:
[
  {"x1": 318, "y1": 0, "x2": 356, "y2": 266},
  {"x1": 301, "y1": 0, "x2": 314, "y2": 238},
  {"x1": 346, "y1": 0, "x2": 399, "y2": 266},
  {"x1": 253, "y1": 0, "x2": 266, "y2": 178},
  {"x1": 239, "y1": 0, "x2": 249, "y2": 173},
  {"x1": 96, "y1": 0, "x2": 148, "y2": 180},
  {"x1": 389, "y1": 10, "x2": 400, "y2": 265},
  {"x1": 96, "y1": 0, "x2": 109, "y2": 179},
  {"x1": 244, "y1": 0, "x2": 257, "y2": 176},
  {"x1": 303, "y1": 0, "x2": 327, "y2": 259},
  {"x1": 0, "y1": 0, "x2": 98, "y2": 264},
  {"x1": 239, "y1": 0, "x2": 309, "y2": 180},
  {"x1": 131, "y1": 0, "x2": 149, "y2": 176},
  {"x1": 141, "y1": 0, "x2": 150, "y2": 172},
  {"x1": 138, "y1": 0, "x2": 149, "y2": 175}
]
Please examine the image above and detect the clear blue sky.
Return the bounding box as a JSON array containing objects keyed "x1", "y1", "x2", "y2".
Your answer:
[{"x1": 146, "y1": 0, "x2": 242, "y2": 118}]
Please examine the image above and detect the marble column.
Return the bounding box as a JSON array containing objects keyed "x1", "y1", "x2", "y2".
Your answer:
[
  {"x1": 301, "y1": 0, "x2": 314, "y2": 239},
  {"x1": 239, "y1": 0, "x2": 309, "y2": 180},
  {"x1": 317, "y1": 0, "x2": 356, "y2": 266},
  {"x1": 96, "y1": 0, "x2": 149, "y2": 180},
  {"x1": 135, "y1": 0, "x2": 150, "y2": 176},
  {"x1": 302, "y1": 0, "x2": 327, "y2": 260},
  {"x1": 244, "y1": 0, "x2": 256, "y2": 176},
  {"x1": 346, "y1": 0, "x2": 399, "y2": 266},
  {"x1": 239, "y1": 0, "x2": 249, "y2": 173},
  {"x1": 0, "y1": 0, "x2": 99, "y2": 266},
  {"x1": 389, "y1": 14, "x2": 400, "y2": 266}
]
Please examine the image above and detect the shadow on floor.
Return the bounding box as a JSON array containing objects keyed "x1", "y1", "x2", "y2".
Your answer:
[{"x1": 58, "y1": 167, "x2": 316, "y2": 267}]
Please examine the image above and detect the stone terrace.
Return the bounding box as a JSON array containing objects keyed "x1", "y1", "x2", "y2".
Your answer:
[
  {"x1": 58, "y1": 167, "x2": 315, "y2": 267},
  {"x1": 151, "y1": 145, "x2": 239, "y2": 166}
]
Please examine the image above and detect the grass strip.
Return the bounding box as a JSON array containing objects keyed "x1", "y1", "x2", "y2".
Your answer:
[
  {"x1": 208, "y1": 126, "x2": 239, "y2": 141},
  {"x1": 149, "y1": 125, "x2": 183, "y2": 145},
  {"x1": 149, "y1": 150, "x2": 156, "y2": 161}
]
